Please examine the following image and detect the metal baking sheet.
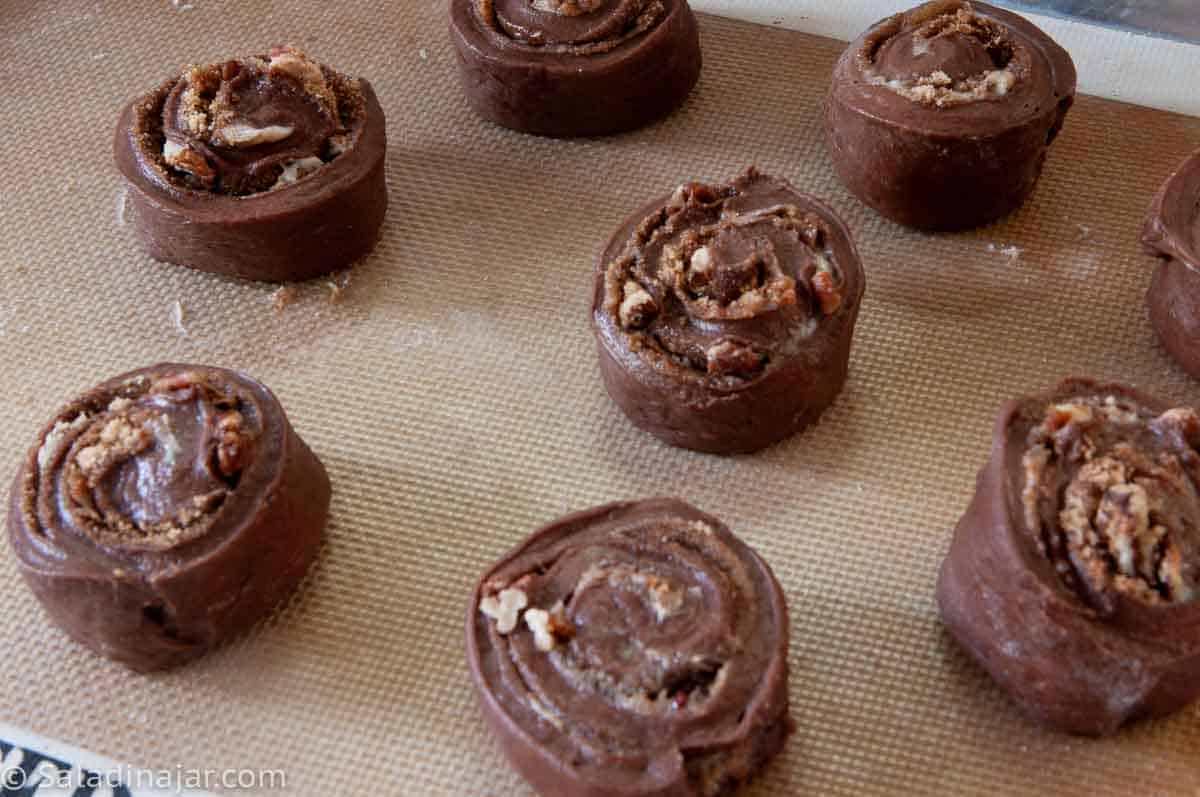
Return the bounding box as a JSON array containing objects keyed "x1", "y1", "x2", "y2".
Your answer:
[{"x1": 999, "y1": 0, "x2": 1200, "y2": 44}]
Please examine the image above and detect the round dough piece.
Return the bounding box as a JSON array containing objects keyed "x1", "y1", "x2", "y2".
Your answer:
[
  {"x1": 113, "y1": 47, "x2": 387, "y2": 282},
  {"x1": 937, "y1": 378, "x2": 1200, "y2": 735},
  {"x1": 826, "y1": 0, "x2": 1075, "y2": 230},
  {"x1": 449, "y1": 0, "x2": 702, "y2": 136},
  {"x1": 592, "y1": 168, "x2": 865, "y2": 454},
  {"x1": 1143, "y1": 148, "x2": 1200, "y2": 379},
  {"x1": 467, "y1": 498, "x2": 791, "y2": 796},
  {"x1": 7, "y1": 363, "x2": 330, "y2": 672}
]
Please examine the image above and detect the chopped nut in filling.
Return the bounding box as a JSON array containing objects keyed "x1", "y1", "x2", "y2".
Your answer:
[
  {"x1": 531, "y1": 0, "x2": 605, "y2": 15},
  {"x1": 152, "y1": 46, "x2": 363, "y2": 195},
  {"x1": 523, "y1": 600, "x2": 574, "y2": 651},
  {"x1": 1021, "y1": 395, "x2": 1200, "y2": 607},
  {"x1": 480, "y1": 586, "x2": 528, "y2": 634},
  {"x1": 811, "y1": 267, "x2": 842, "y2": 316},
  {"x1": 705, "y1": 340, "x2": 764, "y2": 379},
  {"x1": 871, "y1": 66, "x2": 1016, "y2": 107},
  {"x1": 618, "y1": 279, "x2": 658, "y2": 329}
]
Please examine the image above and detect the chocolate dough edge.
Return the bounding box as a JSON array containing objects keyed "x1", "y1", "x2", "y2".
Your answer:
[
  {"x1": 448, "y1": 0, "x2": 701, "y2": 137},
  {"x1": 113, "y1": 80, "x2": 388, "y2": 283},
  {"x1": 591, "y1": 182, "x2": 865, "y2": 455},
  {"x1": 825, "y1": 1, "x2": 1076, "y2": 231},
  {"x1": 465, "y1": 498, "x2": 790, "y2": 797},
  {"x1": 935, "y1": 378, "x2": 1200, "y2": 735},
  {"x1": 6, "y1": 363, "x2": 331, "y2": 673},
  {"x1": 1143, "y1": 148, "x2": 1200, "y2": 380}
]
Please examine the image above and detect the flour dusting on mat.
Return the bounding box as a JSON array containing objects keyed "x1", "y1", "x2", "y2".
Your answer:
[
  {"x1": 171, "y1": 300, "x2": 188, "y2": 336},
  {"x1": 271, "y1": 285, "x2": 298, "y2": 313},
  {"x1": 115, "y1": 188, "x2": 128, "y2": 226},
  {"x1": 986, "y1": 243, "x2": 1023, "y2": 261}
]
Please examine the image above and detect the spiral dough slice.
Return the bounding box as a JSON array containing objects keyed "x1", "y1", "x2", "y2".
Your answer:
[
  {"x1": 449, "y1": 0, "x2": 701, "y2": 136},
  {"x1": 592, "y1": 168, "x2": 866, "y2": 454},
  {"x1": 6, "y1": 364, "x2": 330, "y2": 672},
  {"x1": 1142, "y1": 148, "x2": 1200, "y2": 380},
  {"x1": 466, "y1": 498, "x2": 790, "y2": 796},
  {"x1": 937, "y1": 378, "x2": 1200, "y2": 735},
  {"x1": 113, "y1": 47, "x2": 387, "y2": 282},
  {"x1": 826, "y1": 0, "x2": 1075, "y2": 230}
]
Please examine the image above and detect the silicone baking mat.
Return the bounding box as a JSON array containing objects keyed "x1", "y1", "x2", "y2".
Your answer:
[{"x1": 2, "y1": 2, "x2": 1200, "y2": 794}]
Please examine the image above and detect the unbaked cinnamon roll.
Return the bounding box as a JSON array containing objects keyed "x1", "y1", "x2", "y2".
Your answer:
[
  {"x1": 938, "y1": 378, "x2": 1200, "y2": 734},
  {"x1": 467, "y1": 498, "x2": 790, "y2": 796},
  {"x1": 826, "y1": 1, "x2": 1075, "y2": 230},
  {"x1": 592, "y1": 168, "x2": 865, "y2": 454},
  {"x1": 113, "y1": 47, "x2": 387, "y2": 282},
  {"x1": 7, "y1": 364, "x2": 330, "y2": 672},
  {"x1": 1143, "y1": 149, "x2": 1200, "y2": 380},
  {"x1": 449, "y1": 0, "x2": 701, "y2": 136}
]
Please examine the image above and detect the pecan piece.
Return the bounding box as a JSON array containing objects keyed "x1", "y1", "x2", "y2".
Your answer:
[
  {"x1": 162, "y1": 141, "x2": 216, "y2": 188},
  {"x1": 812, "y1": 270, "x2": 842, "y2": 315},
  {"x1": 215, "y1": 410, "x2": 250, "y2": 477},
  {"x1": 705, "y1": 340, "x2": 764, "y2": 378},
  {"x1": 619, "y1": 280, "x2": 658, "y2": 329},
  {"x1": 524, "y1": 601, "x2": 575, "y2": 651},
  {"x1": 532, "y1": 0, "x2": 604, "y2": 15},
  {"x1": 480, "y1": 587, "x2": 528, "y2": 635},
  {"x1": 151, "y1": 371, "x2": 201, "y2": 394}
]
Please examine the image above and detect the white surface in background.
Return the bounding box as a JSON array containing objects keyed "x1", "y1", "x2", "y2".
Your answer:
[{"x1": 691, "y1": 0, "x2": 1200, "y2": 117}]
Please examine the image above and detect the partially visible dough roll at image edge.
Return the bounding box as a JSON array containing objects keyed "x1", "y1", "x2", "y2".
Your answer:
[
  {"x1": 938, "y1": 378, "x2": 1200, "y2": 735},
  {"x1": 1143, "y1": 148, "x2": 1200, "y2": 380},
  {"x1": 449, "y1": 0, "x2": 702, "y2": 137}
]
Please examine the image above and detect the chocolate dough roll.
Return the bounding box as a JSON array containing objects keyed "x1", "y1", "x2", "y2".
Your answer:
[
  {"x1": 449, "y1": 0, "x2": 701, "y2": 137},
  {"x1": 937, "y1": 378, "x2": 1200, "y2": 735},
  {"x1": 6, "y1": 364, "x2": 330, "y2": 672},
  {"x1": 467, "y1": 498, "x2": 790, "y2": 796},
  {"x1": 592, "y1": 168, "x2": 866, "y2": 454},
  {"x1": 826, "y1": 0, "x2": 1075, "y2": 230},
  {"x1": 1143, "y1": 149, "x2": 1200, "y2": 379},
  {"x1": 113, "y1": 46, "x2": 387, "y2": 282}
]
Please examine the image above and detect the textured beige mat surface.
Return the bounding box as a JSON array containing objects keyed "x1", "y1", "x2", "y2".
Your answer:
[{"x1": 2, "y1": 2, "x2": 1200, "y2": 795}]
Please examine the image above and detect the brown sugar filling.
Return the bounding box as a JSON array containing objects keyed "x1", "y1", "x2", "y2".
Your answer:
[
  {"x1": 40, "y1": 371, "x2": 260, "y2": 549},
  {"x1": 477, "y1": 0, "x2": 665, "y2": 53},
  {"x1": 605, "y1": 172, "x2": 845, "y2": 384},
  {"x1": 863, "y1": 4, "x2": 1021, "y2": 107},
  {"x1": 131, "y1": 46, "x2": 366, "y2": 196},
  {"x1": 1022, "y1": 395, "x2": 1200, "y2": 610}
]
